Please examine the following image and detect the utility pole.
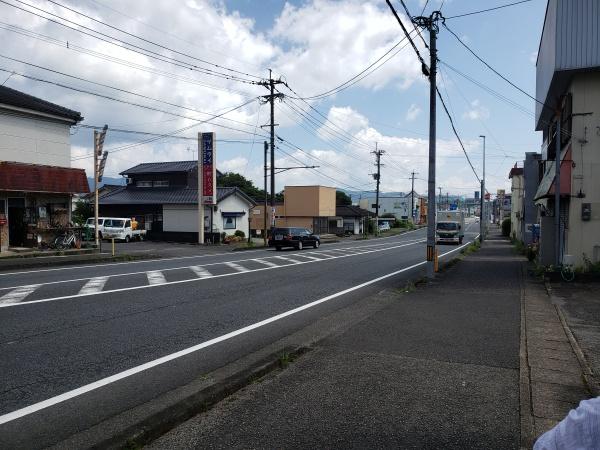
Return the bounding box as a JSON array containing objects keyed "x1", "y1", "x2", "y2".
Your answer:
[
  {"x1": 372, "y1": 143, "x2": 384, "y2": 236},
  {"x1": 93, "y1": 125, "x2": 108, "y2": 248},
  {"x1": 258, "y1": 70, "x2": 284, "y2": 234},
  {"x1": 412, "y1": 11, "x2": 442, "y2": 278},
  {"x1": 438, "y1": 187, "x2": 442, "y2": 211},
  {"x1": 410, "y1": 171, "x2": 418, "y2": 222},
  {"x1": 263, "y1": 140, "x2": 268, "y2": 247},
  {"x1": 479, "y1": 135, "x2": 485, "y2": 242},
  {"x1": 446, "y1": 192, "x2": 449, "y2": 210}
]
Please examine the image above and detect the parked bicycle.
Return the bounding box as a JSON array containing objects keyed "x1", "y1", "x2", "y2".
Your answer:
[{"x1": 52, "y1": 230, "x2": 78, "y2": 250}]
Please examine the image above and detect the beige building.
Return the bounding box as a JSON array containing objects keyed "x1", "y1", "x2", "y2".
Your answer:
[
  {"x1": 251, "y1": 186, "x2": 337, "y2": 235},
  {"x1": 534, "y1": 0, "x2": 600, "y2": 267}
]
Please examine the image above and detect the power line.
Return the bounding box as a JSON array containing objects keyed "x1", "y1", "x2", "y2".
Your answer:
[
  {"x1": 445, "y1": 0, "x2": 533, "y2": 20},
  {"x1": 436, "y1": 86, "x2": 481, "y2": 183},
  {"x1": 70, "y1": 98, "x2": 262, "y2": 160},
  {"x1": 442, "y1": 22, "x2": 543, "y2": 107},
  {"x1": 0, "y1": 68, "x2": 265, "y2": 142},
  {"x1": 0, "y1": 21, "x2": 253, "y2": 98},
  {"x1": 0, "y1": 0, "x2": 259, "y2": 84},
  {"x1": 282, "y1": 32, "x2": 414, "y2": 100},
  {"x1": 0, "y1": 53, "x2": 260, "y2": 130},
  {"x1": 45, "y1": 0, "x2": 262, "y2": 80}
]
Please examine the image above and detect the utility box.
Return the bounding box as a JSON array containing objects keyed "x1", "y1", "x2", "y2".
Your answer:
[{"x1": 582, "y1": 203, "x2": 591, "y2": 221}]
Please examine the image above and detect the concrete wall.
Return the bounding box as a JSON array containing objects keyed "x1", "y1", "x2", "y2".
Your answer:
[
  {"x1": 523, "y1": 153, "x2": 541, "y2": 245},
  {"x1": 163, "y1": 194, "x2": 251, "y2": 237},
  {"x1": 0, "y1": 113, "x2": 72, "y2": 167},
  {"x1": 283, "y1": 186, "x2": 335, "y2": 217},
  {"x1": 318, "y1": 186, "x2": 336, "y2": 216},
  {"x1": 359, "y1": 196, "x2": 410, "y2": 219},
  {"x1": 510, "y1": 174, "x2": 524, "y2": 242},
  {"x1": 564, "y1": 72, "x2": 600, "y2": 266}
]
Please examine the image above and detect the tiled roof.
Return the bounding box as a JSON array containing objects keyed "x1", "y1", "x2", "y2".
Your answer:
[
  {"x1": 0, "y1": 161, "x2": 89, "y2": 194},
  {"x1": 99, "y1": 186, "x2": 255, "y2": 206},
  {"x1": 120, "y1": 161, "x2": 224, "y2": 176},
  {"x1": 336, "y1": 205, "x2": 374, "y2": 217},
  {"x1": 0, "y1": 85, "x2": 82, "y2": 122}
]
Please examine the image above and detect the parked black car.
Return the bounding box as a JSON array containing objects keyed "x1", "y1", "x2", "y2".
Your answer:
[{"x1": 269, "y1": 227, "x2": 320, "y2": 250}]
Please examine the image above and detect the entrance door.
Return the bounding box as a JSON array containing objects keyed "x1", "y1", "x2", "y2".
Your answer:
[{"x1": 8, "y1": 198, "x2": 26, "y2": 247}]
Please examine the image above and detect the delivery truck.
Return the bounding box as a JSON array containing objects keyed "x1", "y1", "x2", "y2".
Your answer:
[{"x1": 436, "y1": 210, "x2": 465, "y2": 245}]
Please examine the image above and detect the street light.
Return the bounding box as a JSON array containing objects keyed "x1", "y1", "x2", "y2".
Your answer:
[{"x1": 479, "y1": 135, "x2": 486, "y2": 242}]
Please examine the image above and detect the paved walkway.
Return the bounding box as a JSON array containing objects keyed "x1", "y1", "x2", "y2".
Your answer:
[{"x1": 151, "y1": 233, "x2": 524, "y2": 449}]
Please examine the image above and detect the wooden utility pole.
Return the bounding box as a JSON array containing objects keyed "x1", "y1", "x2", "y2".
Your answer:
[
  {"x1": 372, "y1": 143, "x2": 384, "y2": 235},
  {"x1": 410, "y1": 171, "x2": 419, "y2": 222},
  {"x1": 93, "y1": 125, "x2": 108, "y2": 248},
  {"x1": 258, "y1": 70, "x2": 284, "y2": 235},
  {"x1": 263, "y1": 140, "x2": 268, "y2": 247}
]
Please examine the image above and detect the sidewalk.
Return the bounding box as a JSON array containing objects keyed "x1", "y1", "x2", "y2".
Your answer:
[{"x1": 150, "y1": 232, "x2": 530, "y2": 449}]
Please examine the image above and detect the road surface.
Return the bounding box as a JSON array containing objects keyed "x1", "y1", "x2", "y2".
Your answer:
[{"x1": 0, "y1": 223, "x2": 478, "y2": 448}]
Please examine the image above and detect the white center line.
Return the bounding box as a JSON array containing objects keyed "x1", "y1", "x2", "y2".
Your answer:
[
  {"x1": 252, "y1": 259, "x2": 279, "y2": 268},
  {"x1": 146, "y1": 271, "x2": 167, "y2": 285},
  {"x1": 0, "y1": 285, "x2": 40, "y2": 304},
  {"x1": 224, "y1": 262, "x2": 249, "y2": 272},
  {"x1": 78, "y1": 277, "x2": 109, "y2": 295},
  {"x1": 273, "y1": 255, "x2": 302, "y2": 264},
  {"x1": 190, "y1": 266, "x2": 212, "y2": 279}
]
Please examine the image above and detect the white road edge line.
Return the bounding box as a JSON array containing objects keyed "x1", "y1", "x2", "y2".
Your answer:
[
  {"x1": 0, "y1": 238, "x2": 474, "y2": 425},
  {"x1": 0, "y1": 240, "x2": 426, "y2": 308}
]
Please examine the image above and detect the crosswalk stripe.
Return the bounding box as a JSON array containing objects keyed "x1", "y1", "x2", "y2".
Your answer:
[
  {"x1": 297, "y1": 255, "x2": 322, "y2": 261},
  {"x1": 224, "y1": 262, "x2": 249, "y2": 272},
  {"x1": 253, "y1": 259, "x2": 278, "y2": 268},
  {"x1": 78, "y1": 277, "x2": 108, "y2": 295},
  {"x1": 273, "y1": 255, "x2": 302, "y2": 264},
  {"x1": 146, "y1": 271, "x2": 167, "y2": 285},
  {"x1": 313, "y1": 252, "x2": 337, "y2": 258},
  {"x1": 190, "y1": 266, "x2": 212, "y2": 279},
  {"x1": 0, "y1": 285, "x2": 40, "y2": 304}
]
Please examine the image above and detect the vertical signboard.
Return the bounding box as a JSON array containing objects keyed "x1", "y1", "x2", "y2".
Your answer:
[{"x1": 201, "y1": 132, "x2": 217, "y2": 205}]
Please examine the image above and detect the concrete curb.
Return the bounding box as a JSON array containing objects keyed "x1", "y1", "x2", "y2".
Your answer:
[
  {"x1": 52, "y1": 347, "x2": 311, "y2": 450},
  {"x1": 519, "y1": 263, "x2": 535, "y2": 450},
  {"x1": 0, "y1": 253, "x2": 161, "y2": 272},
  {"x1": 544, "y1": 281, "x2": 600, "y2": 397}
]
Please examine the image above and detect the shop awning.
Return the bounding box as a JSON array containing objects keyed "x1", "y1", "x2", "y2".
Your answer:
[
  {"x1": 534, "y1": 147, "x2": 571, "y2": 201},
  {"x1": 0, "y1": 161, "x2": 89, "y2": 194},
  {"x1": 221, "y1": 211, "x2": 246, "y2": 217}
]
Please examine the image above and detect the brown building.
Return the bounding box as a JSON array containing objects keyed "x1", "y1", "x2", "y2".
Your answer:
[{"x1": 251, "y1": 186, "x2": 338, "y2": 236}]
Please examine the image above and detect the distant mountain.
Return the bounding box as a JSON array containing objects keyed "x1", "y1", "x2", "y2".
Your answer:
[{"x1": 87, "y1": 176, "x2": 126, "y2": 191}]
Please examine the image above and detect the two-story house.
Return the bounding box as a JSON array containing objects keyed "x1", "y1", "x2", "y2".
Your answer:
[
  {"x1": 98, "y1": 161, "x2": 255, "y2": 242},
  {"x1": 0, "y1": 86, "x2": 88, "y2": 250},
  {"x1": 534, "y1": 0, "x2": 600, "y2": 267}
]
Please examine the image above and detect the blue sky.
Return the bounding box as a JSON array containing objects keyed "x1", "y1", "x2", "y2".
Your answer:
[{"x1": 0, "y1": 0, "x2": 548, "y2": 198}]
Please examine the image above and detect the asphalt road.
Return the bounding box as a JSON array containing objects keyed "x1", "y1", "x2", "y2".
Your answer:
[{"x1": 0, "y1": 223, "x2": 479, "y2": 448}]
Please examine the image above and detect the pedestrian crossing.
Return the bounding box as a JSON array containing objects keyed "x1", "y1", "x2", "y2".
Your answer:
[{"x1": 0, "y1": 239, "x2": 426, "y2": 306}]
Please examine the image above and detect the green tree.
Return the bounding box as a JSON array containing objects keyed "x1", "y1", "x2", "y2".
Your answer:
[
  {"x1": 72, "y1": 199, "x2": 93, "y2": 225},
  {"x1": 218, "y1": 172, "x2": 265, "y2": 200},
  {"x1": 336, "y1": 190, "x2": 352, "y2": 206}
]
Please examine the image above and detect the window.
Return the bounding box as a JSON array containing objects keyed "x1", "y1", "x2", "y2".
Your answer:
[
  {"x1": 223, "y1": 216, "x2": 236, "y2": 229},
  {"x1": 125, "y1": 220, "x2": 131, "y2": 228},
  {"x1": 153, "y1": 180, "x2": 169, "y2": 187},
  {"x1": 136, "y1": 181, "x2": 152, "y2": 187}
]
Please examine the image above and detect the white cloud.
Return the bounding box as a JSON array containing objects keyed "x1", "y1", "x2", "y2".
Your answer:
[
  {"x1": 317, "y1": 106, "x2": 369, "y2": 140},
  {"x1": 462, "y1": 99, "x2": 490, "y2": 121},
  {"x1": 405, "y1": 103, "x2": 421, "y2": 121}
]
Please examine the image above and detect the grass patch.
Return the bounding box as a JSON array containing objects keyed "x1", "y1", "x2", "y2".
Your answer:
[{"x1": 461, "y1": 239, "x2": 480, "y2": 256}]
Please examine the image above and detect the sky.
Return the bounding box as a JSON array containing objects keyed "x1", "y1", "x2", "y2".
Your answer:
[{"x1": 0, "y1": 0, "x2": 548, "y2": 198}]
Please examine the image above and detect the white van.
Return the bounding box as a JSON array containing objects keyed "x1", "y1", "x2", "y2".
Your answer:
[
  {"x1": 102, "y1": 217, "x2": 146, "y2": 242},
  {"x1": 85, "y1": 217, "x2": 107, "y2": 239}
]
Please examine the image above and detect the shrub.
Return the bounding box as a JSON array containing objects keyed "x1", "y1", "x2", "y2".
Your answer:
[
  {"x1": 501, "y1": 218, "x2": 511, "y2": 237},
  {"x1": 234, "y1": 230, "x2": 245, "y2": 238}
]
